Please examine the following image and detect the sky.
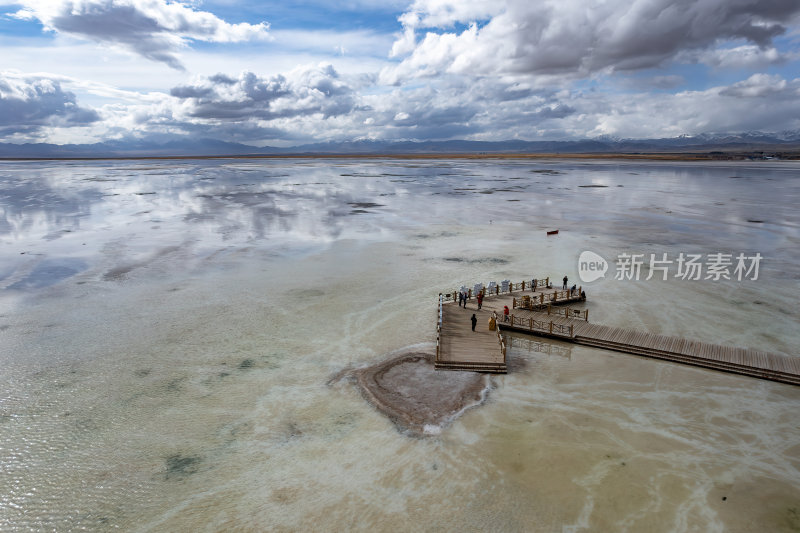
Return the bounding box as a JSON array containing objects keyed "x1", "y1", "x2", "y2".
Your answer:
[{"x1": 1, "y1": 0, "x2": 799, "y2": 147}]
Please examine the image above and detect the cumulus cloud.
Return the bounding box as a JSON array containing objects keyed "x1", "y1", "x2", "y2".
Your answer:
[
  {"x1": 170, "y1": 64, "x2": 356, "y2": 122},
  {"x1": 0, "y1": 73, "x2": 99, "y2": 136},
  {"x1": 4, "y1": 69, "x2": 799, "y2": 147},
  {"x1": 353, "y1": 72, "x2": 800, "y2": 142},
  {"x1": 383, "y1": 0, "x2": 800, "y2": 84},
  {"x1": 567, "y1": 74, "x2": 800, "y2": 138},
  {"x1": 350, "y1": 77, "x2": 577, "y2": 141},
  {"x1": 12, "y1": 0, "x2": 270, "y2": 70}
]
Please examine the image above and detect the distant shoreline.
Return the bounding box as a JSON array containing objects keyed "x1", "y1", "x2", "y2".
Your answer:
[{"x1": 1, "y1": 151, "x2": 798, "y2": 162}]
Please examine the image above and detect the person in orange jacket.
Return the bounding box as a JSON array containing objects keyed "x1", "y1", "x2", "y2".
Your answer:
[{"x1": 503, "y1": 305, "x2": 509, "y2": 322}]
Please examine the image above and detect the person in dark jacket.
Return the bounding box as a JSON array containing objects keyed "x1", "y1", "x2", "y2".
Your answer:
[{"x1": 471, "y1": 314, "x2": 477, "y2": 331}]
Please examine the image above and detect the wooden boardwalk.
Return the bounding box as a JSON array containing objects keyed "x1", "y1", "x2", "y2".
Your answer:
[
  {"x1": 434, "y1": 281, "x2": 579, "y2": 374},
  {"x1": 436, "y1": 300, "x2": 506, "y2": 373},
  {"x1": 436, "y1": 281, "x2": 799, "y2": 386},
  {"x1": 501, "y1": 307, "x2": 800, "y2": 385}
]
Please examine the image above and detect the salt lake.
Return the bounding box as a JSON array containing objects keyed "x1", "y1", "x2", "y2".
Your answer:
[{"x1": 1, "y1": 157, "x2": 798, "y2": 531}]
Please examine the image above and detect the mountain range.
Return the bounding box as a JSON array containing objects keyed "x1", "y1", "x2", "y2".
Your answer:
[{"x1": 2, "y1": 131, "x2": 800, "y2": 158}]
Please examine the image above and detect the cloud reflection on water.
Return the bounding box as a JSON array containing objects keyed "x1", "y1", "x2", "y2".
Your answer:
[{"x1": 1, "y1": 159, "x2": 799, "y2": 291}]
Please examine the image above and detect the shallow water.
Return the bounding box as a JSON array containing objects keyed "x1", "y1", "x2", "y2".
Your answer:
[{"x1": 0, "y1": 158, "x2": 799, "y2": 531}]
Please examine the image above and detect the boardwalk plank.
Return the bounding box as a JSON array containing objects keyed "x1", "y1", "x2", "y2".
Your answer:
[
  {"x1": 646, "y1": 333, "x2": 658, "y2": 350},
  {"x1": 438, "y1": 302, "x2": 506, "y2": 371}
]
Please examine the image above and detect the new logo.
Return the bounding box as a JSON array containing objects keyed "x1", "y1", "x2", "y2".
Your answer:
[{"x1": 578, "y1": 251, "x2": 608, "y2": 282}]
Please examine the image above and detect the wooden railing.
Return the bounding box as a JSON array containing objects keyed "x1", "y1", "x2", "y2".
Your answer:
[
  {"x1": 508, "y1": 314, "x2": 575, "y2": 338},
  {"x1": 506, "y1": 336, "x2": 572, "y2": 358},
  {"x1": 491, "y1": 311, "x2": 507, "y2": 360},
  {"x1": 513, "y1": 288, "x2": 585, "y2": 310},
  {"x1": 513, "y1": 301, "x2": 588, "y2": 321},
  {"x1": 442, "y1": 277, "x2": 551, "y2": 301},
  {"x1": 545, "y1": 305, "x2": 588, "y2": 321},
  {"x1": 436, "y1": 294, "x2": 443, "y2": 362}
]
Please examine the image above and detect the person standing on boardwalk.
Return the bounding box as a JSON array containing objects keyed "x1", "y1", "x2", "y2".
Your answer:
[
  {"x1": 471, "y1": 314, "x2": 477, "y2": 331},
  {"x1": 562, "y1": 275, "x2": 568, "y2": 290},
  {"x1": 503, "y1": 305, "x2": 510, "y2": 322},
  {"x1": 532, "y1": 278, "x2": 537, "y2": 292},
  {"x1": 463, "y1": 291, "x2": 468, "y2": 309},
  {"x1": 477, "y1": 291, "x2": 483, "y2": 309},
  {"x1": 458, "y1": 291, "x2": 463, "y2": 307}
]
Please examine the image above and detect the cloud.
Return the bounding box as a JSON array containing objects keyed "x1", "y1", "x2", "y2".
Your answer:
[
  {"x1": 170, "y1": 64, "x2": 356, "y2": 121},
  {"x1": 383, "y1": 0, "x2": 800, "y2": 84},
  {"x1": 0, "y1": 72, "x2": 99, "y2": 135},
  {"x1": 697, "y1": 45, "x2": 785, "y2": 69},
  {"x1": 15, "y1": 63, "x2": 363, "y2": 145},
  {"x1": 569, "y1": 74, "x2": 800, "y2": 138},
  {"x1": 12, "y1": 0, "x2": 270, "y2": 70},
  {"x1": 358, "y1": 72, "x2": 800, "y2": 142},
  {"x1": 3, "y1": 68, "x2": 798, "y2": 147},
  {"x1": 352, "y1": 78, "x2": 578, "y2": 141},
  {"x1": 719, "y1": 73, "x2": 788, "y2": 97}
]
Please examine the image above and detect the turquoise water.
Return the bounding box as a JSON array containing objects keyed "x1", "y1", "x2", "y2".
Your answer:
[{"x1": 1, "y1": 158, "x2": 798, "y2": 531}]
